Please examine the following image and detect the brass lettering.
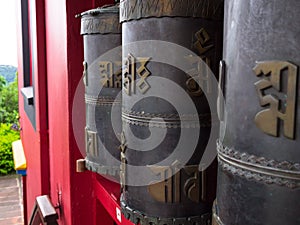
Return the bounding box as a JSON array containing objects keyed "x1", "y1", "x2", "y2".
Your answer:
[
  {"x1": 186, "y1": 28, "x2": 214, "y2": 96},
  {"x1": 254, "y1": 61, "x2": 298, "y2": 139},
  {"x1": 148, "y1": 164, "x2": 180, "y2": 203},
  {"x1": 183, "y1": 165, "x2": 206, "y2": 203},
  {"x1": 136, "y1": 57, "x2": 151, "y2": 94},
  {"x1": 148, "y1": 166, "x2": 174, "y2": 203},
  {"x1": 123, "y1": 54, "x2": 136, "y2": 95},
  {"x1": 114, "y1": 61, "x2": 122, "y2": 88},
  {"x1": 123, "y1": 54, "x2": 151, "y2": 96},
  {"x1": 148, "y1": 164, "x2": 206, "y2": 203},
  {"x1": 193, "y1": 28, "x2": 214, "y2": 55},
  {"x1": 100, "y1": 61, "x2": 122, "y2": 88},
  {"x1": 100, "y1": 61, "x2": 113, "y2": 87},
  {"x1": 85, "y1": 128, "x2": 98, "y2": 157},
  {"x1": 186, "y1": 55, "x2": 212, "y2": 96}
]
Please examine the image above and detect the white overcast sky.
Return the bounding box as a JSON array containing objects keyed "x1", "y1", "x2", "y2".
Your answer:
[{"x1": 0, "y1": 0, "x2": 18, "y2": 67}]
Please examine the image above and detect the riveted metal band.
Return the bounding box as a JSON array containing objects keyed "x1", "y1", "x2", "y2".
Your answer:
[
  {"x1": 85, "y1": 159, "x2": 119, "y2": 177},
  {"x1": 122, "y1": 109, "x2": 214, "y2": 128},
  {"x1": 120, "y1": 197, "x2": 212, "y2": 225},
  {"x1": 120, "y1": 0, "x2": 224, "y2": 22},
  {"x1": 85, "y1": 94, "x2": 121, "y2": 106},
  {"x1": 212, "y1": 201, "x2": 223, "y2": 225},
  {"x1": 80, "y1": 8, "x2": 121, "y2": 35},
  {"x1": 217, "y1": 140, "x2": 300, "y2": 188}
]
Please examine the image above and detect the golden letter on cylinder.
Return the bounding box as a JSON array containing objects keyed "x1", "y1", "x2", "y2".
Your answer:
[{"x1": 254, "y1": 61, "x2": 298, "y2": 139}]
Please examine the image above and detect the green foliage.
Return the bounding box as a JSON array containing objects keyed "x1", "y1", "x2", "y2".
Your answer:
[
  {"x1": 0, "y1": 75, "x2": 6, "y2": 93},
  {"x1": 0, "y1": 71, "x2": 19, "y2": 175},
  {"x1": 0, "y1": 74, "x2": 19, "y2": 124},
  {"x1": 0, "y1": 123, "x2": 19, "y2": 175}
]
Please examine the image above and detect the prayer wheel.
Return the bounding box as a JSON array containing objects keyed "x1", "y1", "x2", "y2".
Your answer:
[
  {"x1": 120, "y1": 0, "x2": 224, "y2": 224},
  {"x1": 214, "y1": 0, "x2": 300, "y2": 224},
  {"x1": 80, "y1": 5, "x2": 122, "y2": 180}
]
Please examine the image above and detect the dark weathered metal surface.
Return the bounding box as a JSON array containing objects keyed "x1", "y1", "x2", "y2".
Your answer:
[
  {"x1": 121, "y1": 0, "x2": 223, "y2": 223},
  {"x1": 214, "y1": 0, "x2": 300, "y2": 225},
  {"x1": 80, "y1": 5, "x2": 122, "y2": 180},
  {"x1": 121, "y1": 196, "x2": 212, "y2": 225},
  {"x1": 120, "y1": 0, "x2": 224, "y2": 22},
  {"x1": 80, "y1": 5, "x2": 121, "y2": 35}
]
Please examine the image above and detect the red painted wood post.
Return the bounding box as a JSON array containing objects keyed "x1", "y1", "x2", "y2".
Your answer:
[{"x1": 23, "y1": 175, "x2": 28, "y2": 225}]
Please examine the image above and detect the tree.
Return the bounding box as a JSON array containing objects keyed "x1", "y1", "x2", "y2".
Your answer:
[
  {"x1": 0, "y1": 75, "x2": 6, "y2": 93},
  {"x1": 0, "y1": 74, "x2": 18, "y2": 124},
  {"x1": 0, "y1": 73, "x2": 19, "y2": 175}
]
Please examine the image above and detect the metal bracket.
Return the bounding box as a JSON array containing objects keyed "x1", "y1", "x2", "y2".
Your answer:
[
  {"x1": 29, "y1": 195, "x2": 59, "y2": 225},
  {"x1": 217, "y1": 60, "x2": 226, "y2": 121},
  {"x1": 21, "y1": 86, "x2": 34, "y2": 105}
]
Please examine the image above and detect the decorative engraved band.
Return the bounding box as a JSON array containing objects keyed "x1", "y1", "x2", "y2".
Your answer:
[
  {"x1": 212, "y1": 201, "x2": 224, "y2": 225},
  {"x1": 123, "y1": 109, "x2": 213, "y2": 120},
  {"x1": 122, "y1": 110, "x2": 212, "y2": 128},
  {"x1": 81, "y1": 14, "x2": 121, "y2": 35},
  {"x1": 85, "y1": 159, "x2": 119, "y2": 177},
  {"x1": 121, "y1": 197, "x2": 212, "y2": 225},
  {"x1": 120, "y1": 0, "x2": 224, "y2": 22},
  {"x1": 217, "y1": 140, "x2": 300, "y2": 188},
  {"x1": 85, "y1": 95, "x2": 121, "y2": 106}
]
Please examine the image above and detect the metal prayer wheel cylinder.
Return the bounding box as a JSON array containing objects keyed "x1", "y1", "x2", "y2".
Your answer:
[
  {"x1": 80, "y1": 5, "x2": 122, "y2": 180},
  {"x1": 214, "y1": 0, "x2": 300, "y2": 225},
  {"x1": 120, "y1": 0, "x2": 224, "y2": 224}
]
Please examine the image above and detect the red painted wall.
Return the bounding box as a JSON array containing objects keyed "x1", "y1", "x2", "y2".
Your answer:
[
  {"x1": 16, "y1": 0, "x2": 49, "y2": 221},
  {"x1": 18, "y1": 0, "x2": 114, "y2": 224},
  {"x1": 44, "y1": 0, "x2": 70, "y2": 223},
  {"x1": 45, "y1": 0, "x2": 113, "y2": 224}
]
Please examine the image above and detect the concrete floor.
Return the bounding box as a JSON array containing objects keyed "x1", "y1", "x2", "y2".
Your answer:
[{"x1": 0, "y1": 175, "x2": 24, "y2": 225}]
